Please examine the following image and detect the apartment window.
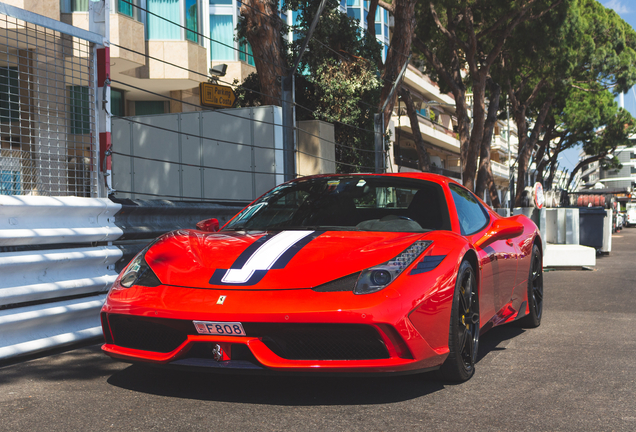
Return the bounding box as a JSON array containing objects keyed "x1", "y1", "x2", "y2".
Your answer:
[
  {"x1": 135, "y1": 101, "x2": 165, "y2": 115},
  {"x1": 111, "y1": 89, "x2": 125, "y2": 117},
  {"x1": 116, "y1": 0, "x2": 141, "y2": 20},
  {"x1": 210, "y1": 14, "x2": 234, "y2": 60},
  {"x1": 347, "y1": 0, "x2": 361, "y2": 21},
  {"x1": 0, "y1": 170, "x2": 21, "y2": 195},
  {"x1": 147, "y1": 0, "x2": 181, "y2": 40},
  {"x1": 118, "y1": 0, "x2": 133, "y2": 16},
  {"x1": 0, "y1": 67, "x2": 19, "y2": 123},
  {"x1": 239, "y1": 39, "x2": 255, "y2": 66},
  {"x1": 69, "y1": 86, "x2": 91, "y2": 135},
  {"x1": 60, "y1": 0, "x2": 89, "y2": 12},
  {"x1": 185, "y1": 0, "x2": 199, "y2": 42}
]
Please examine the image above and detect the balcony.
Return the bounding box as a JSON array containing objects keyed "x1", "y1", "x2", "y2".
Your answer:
[
  {"x1": 391, "y1": 109, "x2": 460, "y2": 154},
  {"x1": 109, "y1": 13, "x2": 146, "y2": 75},
  {"x1": 491, "y1": 160, "x2": 510, "y2": 179}
]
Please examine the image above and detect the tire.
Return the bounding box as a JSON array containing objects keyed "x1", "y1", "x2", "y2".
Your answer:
[
  {"x1": 439, "y1": 259, "x2": 479, "y2": 382},
  {"x1": 516, "y1": 244, "x2": 543, "y2": 328}
]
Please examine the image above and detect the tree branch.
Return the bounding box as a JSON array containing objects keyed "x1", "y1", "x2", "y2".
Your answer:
[{"x1": 378, "y1": 0, "x2": 393, "y2": 13}]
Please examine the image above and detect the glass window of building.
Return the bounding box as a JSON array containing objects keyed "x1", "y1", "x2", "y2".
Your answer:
[
  {"x1": 147, "y1": 0, "x2": 182, "y2": 40},
  {"x1": 210, "y1": 14, "x2": 234, "y2": 60},
  {"x1": 69, "y1": 86, "x2": 91, "y2": 135},
  {"x1": 60, "y1": 0, "x2": 88, "y2": 12},
  {"x1": 117, "y1": 0, "x2": 142, "y2": 20},
  {"x1": 185, "y1": 0, "x2": 199, "y2": 42},
  {"x1": 135, "y1": 101, "x2": 165, "y2": 115},
  {"x1": 111, "y1": 89, "x2": 125, "y2": 117},
  {"x1": 0, "y1": 170, "x2": 21, "y2": 195},
  {"x1": 0, "y1": 67, "x2": 19, "y2": 123},
  {"x1": 239, "y1": 40, "x2": 255, "y2": 66}
]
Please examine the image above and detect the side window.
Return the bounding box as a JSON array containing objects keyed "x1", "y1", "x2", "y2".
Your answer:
[{"x1": 449, "y1": 184, "x2": 489, "y2": 235}]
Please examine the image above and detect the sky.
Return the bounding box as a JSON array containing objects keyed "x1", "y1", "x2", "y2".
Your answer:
[{"x1": 557, "y1": 0, "x2": 636, "y2": 171}]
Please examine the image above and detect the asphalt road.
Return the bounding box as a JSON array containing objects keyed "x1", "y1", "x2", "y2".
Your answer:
[{"x1": 1, "y1": 229, "x2": 636, "y2": 432}]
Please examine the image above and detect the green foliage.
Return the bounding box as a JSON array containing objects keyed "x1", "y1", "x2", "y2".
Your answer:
[{"x1": 236, "y1": 0, "x2": 383, "y2": 172}]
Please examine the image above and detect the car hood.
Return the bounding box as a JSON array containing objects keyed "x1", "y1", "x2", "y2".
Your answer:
[{"x1": 144, "y1": 229, "x2": 432, "y2": 290}]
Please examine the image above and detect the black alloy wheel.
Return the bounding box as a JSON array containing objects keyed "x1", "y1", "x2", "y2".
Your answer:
[
  {"x1": 439, "y1": 259, "x2": 479, "y2": 382},
  {"x1": 517, "y1": 244, "x2": 543, "y2": 328}
]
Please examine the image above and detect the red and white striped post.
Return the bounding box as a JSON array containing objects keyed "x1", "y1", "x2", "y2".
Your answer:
[
  {"x1": 89, "y1": 0, "x2": 111, "y2": 197},
  {"x1": 97, "y1": 47, "x2": 112, "y2": 194}
]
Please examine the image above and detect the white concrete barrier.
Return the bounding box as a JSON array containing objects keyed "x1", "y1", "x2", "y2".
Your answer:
[{"x1": 0, "y1": 196, "x2": 122, "y2": 246}]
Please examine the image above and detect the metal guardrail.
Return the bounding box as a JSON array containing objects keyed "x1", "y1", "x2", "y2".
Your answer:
[
  {"x1": 0, "y1": 296, "x2": 107, "y2": 360},
  {"x1": 0, "y1": 196, "x2": 122, "y2": 247},
  {"x1": 0, "y1": 246, "x2": 121, "y2": 307},
  {"x1": 0, "y1": 197, "x2": 123, "y2": 361}
]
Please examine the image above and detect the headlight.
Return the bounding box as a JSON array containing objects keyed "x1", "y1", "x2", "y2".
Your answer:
[
  {"x1": 119, "y1": 246, "x2": 161, "y2": 288},
  {"x1": 354, "y1": 240, "x2": 432, "y2": 295}
]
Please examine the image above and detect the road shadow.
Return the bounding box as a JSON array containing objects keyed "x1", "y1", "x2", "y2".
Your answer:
[
  {"x1": 107, "y1": 365, "x2": 444, "y2": 405},
  {"x1": 106, "y1": 324, "x2": 525, "y2": 405},
  {"x1": 0, "y1": 343, "x2": 123, "y2": 385},
  {"x1": 476, "y1": 324, "x2": 525, "y2": 363}
]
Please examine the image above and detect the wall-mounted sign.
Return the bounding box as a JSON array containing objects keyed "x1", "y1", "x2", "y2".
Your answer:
[{"x1": 200, "y1": 82, "x2": 236, "y2": 108}]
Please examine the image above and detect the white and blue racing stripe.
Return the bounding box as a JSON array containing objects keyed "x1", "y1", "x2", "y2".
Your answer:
[{"x1": 210, "y1": 230, "x2": 322, "y2": 286}]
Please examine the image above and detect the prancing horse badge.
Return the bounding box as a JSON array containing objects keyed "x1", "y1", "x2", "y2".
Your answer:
[{"x1": 216, "y1": 295, "x2": 227, "y2": 305}]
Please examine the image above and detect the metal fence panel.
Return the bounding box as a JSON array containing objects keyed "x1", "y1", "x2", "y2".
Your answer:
[
  {"x1": 0, "y1": 10, "x2": 98, "y2": 197},
  {"x1": 112, "y1": 106, "x2": 284, "y2": 202}
]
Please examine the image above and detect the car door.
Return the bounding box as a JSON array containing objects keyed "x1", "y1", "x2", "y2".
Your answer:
[{"x1": 448, "y1": 184, "x2": 518, "y2": 324}]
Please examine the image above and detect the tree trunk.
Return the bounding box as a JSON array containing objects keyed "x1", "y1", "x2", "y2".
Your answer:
[
  {"x1": 240, "y1": 0, "x2": 287, "y2": 106},
  {"x1": 476, "y1": 79, "x2": 501, "y2": 207},
  {"x1": 399, "y1": 87, "x2": 430, "y2": 171},
  {"x1": 463, "y1": 73, "x2": 488, "y2": 191},
  {"x1": 379, "y1": 0, "x2": 416, "y2": 124},
  {"x1": 513, "y1": 96, "x2": 553, "y2": 206}
]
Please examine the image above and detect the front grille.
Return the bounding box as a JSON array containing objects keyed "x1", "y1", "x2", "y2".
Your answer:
[
  {"x1": 255, "y1": 324, "x2": 389, "y2": 360},
  {"x1": 104, "y1": 315, "x2": 389, "y2": 360},
  {"x1": 106, "y1": 314, "x2": 194, "y2": 353}
]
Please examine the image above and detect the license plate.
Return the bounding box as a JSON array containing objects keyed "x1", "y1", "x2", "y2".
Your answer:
[{"x1": 193, "y1": 321, "x2": 246, "y2": 336}]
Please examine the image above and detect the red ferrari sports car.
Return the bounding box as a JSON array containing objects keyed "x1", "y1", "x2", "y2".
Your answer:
[{"x1": 101, "y1": 173, "x2": 543, "y2": 381}]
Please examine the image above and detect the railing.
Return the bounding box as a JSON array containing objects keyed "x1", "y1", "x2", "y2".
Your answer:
[
  {"x1": 491, "y1": 160, "x2": 510, "y2": 178},
  {"x1": 0, "y1": 4, "x2": 99, "y2": 197}
]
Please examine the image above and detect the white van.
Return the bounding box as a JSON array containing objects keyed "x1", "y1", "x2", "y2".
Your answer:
[{"x1": 627, "y1": 203, "x2": 636, "y2": 227}]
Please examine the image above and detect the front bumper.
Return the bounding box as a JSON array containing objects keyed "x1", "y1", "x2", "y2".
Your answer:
[{"x1": 101, "y1": 283, "x2": 452, "y2": 374}]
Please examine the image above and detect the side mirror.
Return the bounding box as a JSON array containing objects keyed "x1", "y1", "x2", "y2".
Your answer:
[
  {"x1": 474, "y1": 218, "x2": 524, "y2": 248},
  {"x1": 196, "y1": 218, "x2": 220, "y2": 232}
]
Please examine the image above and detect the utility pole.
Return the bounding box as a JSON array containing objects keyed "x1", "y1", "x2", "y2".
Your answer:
[
  {"x1": 89, "y1": 0, "x2": 111, "y2": 197},
  {"x1": 281, "y1": 0, "x2": 328, "y2": 182}
]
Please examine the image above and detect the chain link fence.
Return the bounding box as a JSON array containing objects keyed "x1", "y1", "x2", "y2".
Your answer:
[{"x1": 0, "y1": 8, "x2": 97, "y2": 197}]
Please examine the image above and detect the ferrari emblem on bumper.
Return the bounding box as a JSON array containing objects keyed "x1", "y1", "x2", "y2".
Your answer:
[{"x1": 217, "y1": 295, "x2": 226, "y2": 305}]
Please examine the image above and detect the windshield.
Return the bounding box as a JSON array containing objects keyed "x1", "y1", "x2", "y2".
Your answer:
[{"x1": 224, "y1": 176, "x2": 452, "y2": 232}]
